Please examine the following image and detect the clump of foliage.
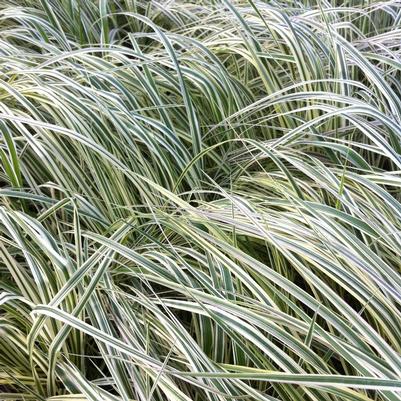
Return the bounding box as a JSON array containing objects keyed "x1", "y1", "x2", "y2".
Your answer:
[{"x1": 1, "y1": 1, "x2": 401, "y2": 400}]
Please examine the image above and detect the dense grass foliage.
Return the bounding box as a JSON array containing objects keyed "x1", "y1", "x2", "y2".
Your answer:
[{"x1": 1, "y1": 0, "x2": 401, "y2": 400}]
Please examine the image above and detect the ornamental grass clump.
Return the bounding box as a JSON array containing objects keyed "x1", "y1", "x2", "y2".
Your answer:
[{"x1": 1, "y1": 1, "x2": 401, "y2": 401}]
